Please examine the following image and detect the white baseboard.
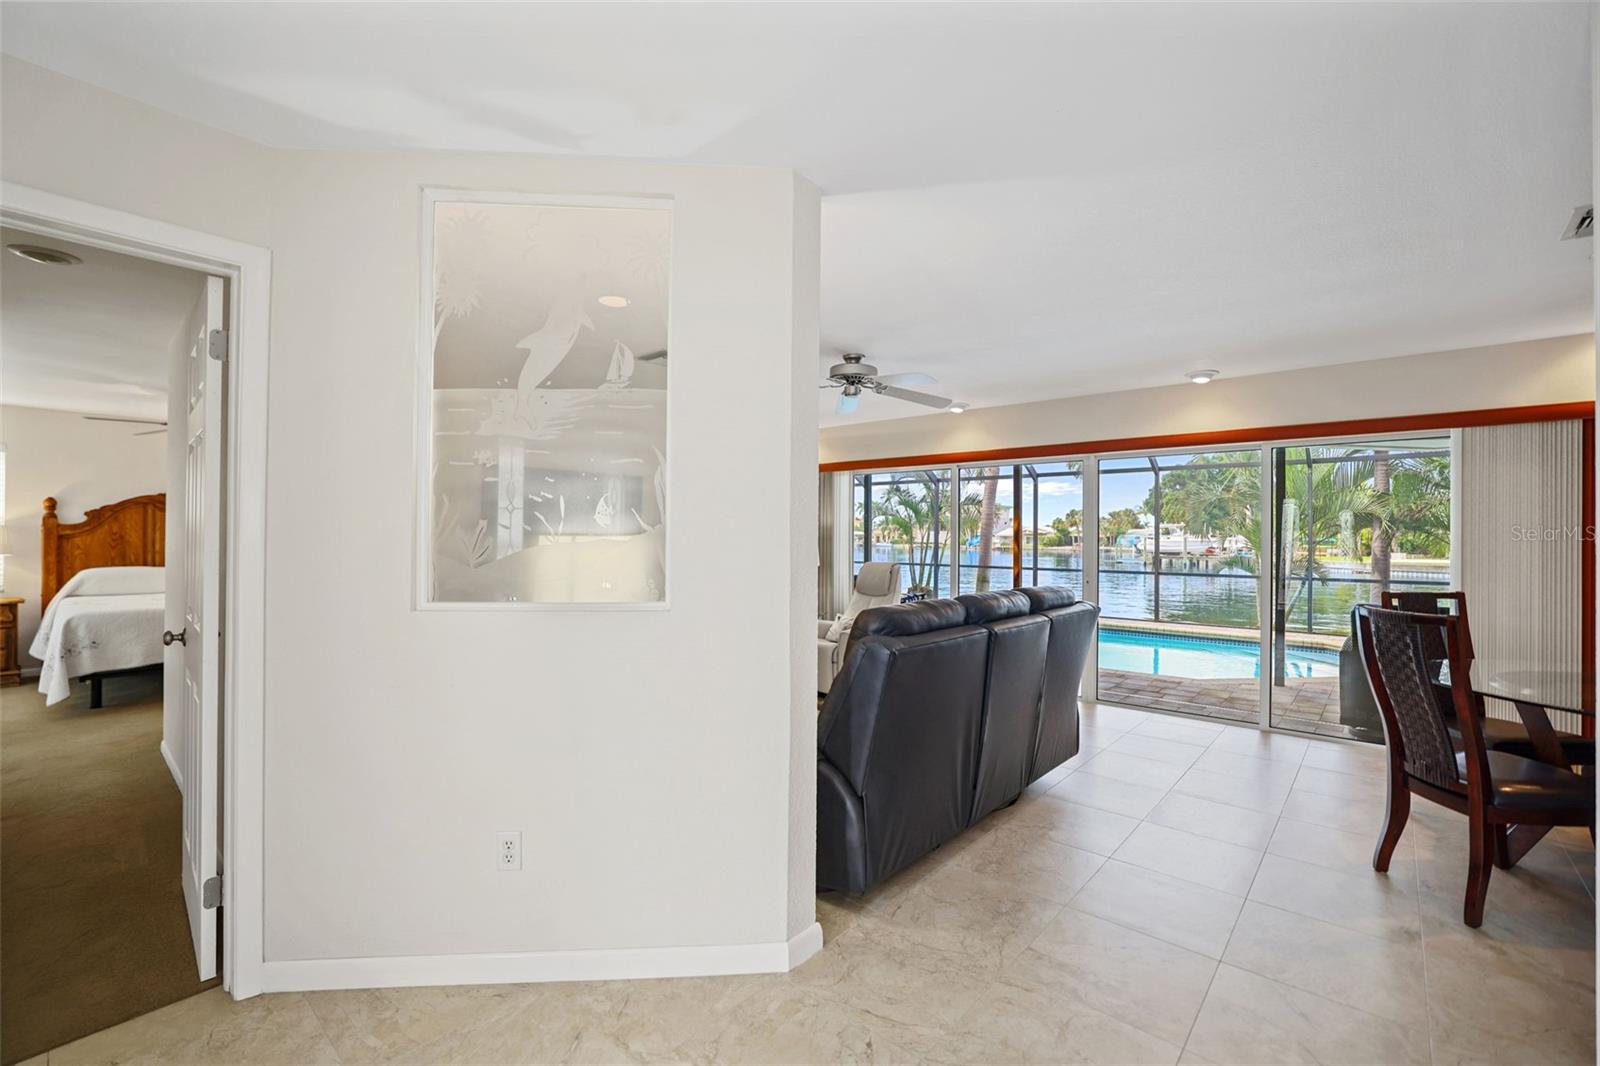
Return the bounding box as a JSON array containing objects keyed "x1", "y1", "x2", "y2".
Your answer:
[
  {"x1": 159, "y1": 739, "x2": 183, "y2": 791},
  {"x1": 259, "y1": 922, "x2": 826, "y2": 994}
]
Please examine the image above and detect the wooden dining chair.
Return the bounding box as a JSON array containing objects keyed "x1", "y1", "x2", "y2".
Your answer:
[
  {"x1": 1381, "y1": 589, "x2": 1591, "y2": 768},
  {"x1": 1380, "y1": 590, "x2": 1473, "y2": 660},
  {"x1": 1355, "y1": 604, "x2": 1594, "y2": 927}
]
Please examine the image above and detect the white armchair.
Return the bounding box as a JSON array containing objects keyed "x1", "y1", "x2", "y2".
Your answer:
[{"x1": 817, "y1": 562, "x2": 902, "y2": 694}]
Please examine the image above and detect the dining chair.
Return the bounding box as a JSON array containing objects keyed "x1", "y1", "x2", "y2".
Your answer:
[
  {"x1": 1355, "y1": 604, "x2": 1594, "y2": 927},
  {"x1": 1381, "y1": 590, "x2": 1473, "y2": 659},
  {"x1": 1381, "y1": 589, "x2": 1592, "y2": 768}
]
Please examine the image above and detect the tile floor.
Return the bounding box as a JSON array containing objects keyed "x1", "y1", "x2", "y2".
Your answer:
[{"x1": 23, "y1": 702, "x2": 1596, "y2": 1065}]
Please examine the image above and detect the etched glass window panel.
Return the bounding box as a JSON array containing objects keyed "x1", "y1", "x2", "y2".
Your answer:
[{"x1": 426, "y1": 198, "x2": 670, "y2": 604}]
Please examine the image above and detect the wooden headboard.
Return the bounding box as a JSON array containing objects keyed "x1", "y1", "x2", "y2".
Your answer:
[{"x1": 41, "y1": 493, "x2": 166, "y2": 609}]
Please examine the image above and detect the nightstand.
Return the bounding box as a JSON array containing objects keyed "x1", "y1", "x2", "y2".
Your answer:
[{"x1": 0, "y1": 597, "x2": 23, "y2": 687}]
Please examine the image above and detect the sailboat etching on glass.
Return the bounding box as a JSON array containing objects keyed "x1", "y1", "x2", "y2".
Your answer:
[{"x1": 425, "y1": 197, "x2": 670, "y2": 604}]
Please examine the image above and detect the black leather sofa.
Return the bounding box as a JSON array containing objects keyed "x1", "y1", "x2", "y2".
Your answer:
[{"x1": 816, "y1": 586, "x2": 1100, "y2": 894}]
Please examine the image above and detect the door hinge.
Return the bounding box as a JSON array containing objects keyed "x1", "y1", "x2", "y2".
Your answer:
[
  {"x1": 207, "y1": 329, "x2": 229, "y2": 362},
  {"x1": 202, "y1": 875, "x2": 222, "y2": 909}
]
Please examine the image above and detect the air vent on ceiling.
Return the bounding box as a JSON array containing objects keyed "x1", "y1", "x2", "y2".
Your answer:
[{"x1": 1561, "y1": 204, "x2": 1593, "y2": 240}]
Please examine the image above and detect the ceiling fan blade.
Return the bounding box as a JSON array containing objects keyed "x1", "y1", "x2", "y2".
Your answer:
[
  {"x1": 134, "y1": 429, "x2": 166, "y2": 436},
  {"x1": 83, "y1": 415, "x2": 167, "y2": 426},
  {"x1": 875, "y1": 372, "x2": 936, "y2": 387},
  {"x1": 637, "y1": 349, "x2": 668, "y2": 362},
  {"x1": 836, "y1": 391, "x2": 859, "y2": 416},
  {"x1": 879, "y1": 384, "x2": 953, "y2": 410}
]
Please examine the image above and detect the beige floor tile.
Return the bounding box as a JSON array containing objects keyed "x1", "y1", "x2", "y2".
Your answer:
[
  {"x1": 1172, "y1": 766, "x2": 1291, "y2": 814},
  {"x1": 1082, "y1": 704, "x2": 1157, "y2": 733},
  {"x1": 996, "y1": 792, "x2": 1142, "y2": 856},
  {"x1": 1006, "y1": 906, "x2": 1218, "y2": 1046},
  {"x1": 945, "y1": 973, "x2": 1184, "y2": 1065},
  {"x1": 952, "y1": 822, "x2": 1107, "y2": 905},
  {"x1": 1268, "y1": 816, "x2": 1397, "y2": 875},
  {"x1": 1050, "y1": 768, "x2": 1170, "y2": 819},
  {"x1": 1145, "y1": 791, "x2": 1279, "y2": 850},
  {"x1": 306, "y1": 983, "x2": 547, "y2": 1064},
  {"x1": 1567, "y1": 844, "x2": 1595, "y2": 897},
  {"x1": 1075, "y1": 750, "x2": 1189, "y2": 790},
  {"x1": 1291, "y1": 765, "x2": 1383, "y2": 801},
  {"x1": 788, "y1": 914, "x2": 994, "y2": 1029},
  {"x1": 1076, "y1": 726, "x2": 1123, "y2": 752},
  {"x1": 1132, "y1": 715, "x2": 1226, "y2": 747},
  {"x1": 1279, "y1": 785, "x2": 1389, "y2": 835},
  {"x1": 1106, "y1": 732, "x2": 1208, "y2": 767},
  {"x1": 1112, "y1": 822, "x2": 1264, "y2": 897},
  {"x1": 1299, "y1": 740, "x2": 1388, "y2": 779},
  {"x1": 49, "y1": 988, "x2": 341, "y2": 1066},
  {"x1": 1423, "y1": 916, "x2": 1596, "y2": 1066},
  {"x1": 1206, "y1": 728, "x2": 1310, "y2": 764},
  {"x1": 1176, "y1": 1051, "x2": 1218, "y2": 1065},
  {"x1": 1248, "y1": 853, "x2": 1419, "y2": 943},
  {"x1": 1189, "y1": 748, "x2": 1303, "y2": 786},
  {"x1": 1222, "y1": 901, "x2": 1426, "y2": 1025},
  {"x1": 1069, "y1": 859, "x2": 1244, "y2": 958},
  {"x1": 1185, "y1": 964, "x2": 1430, "y2": 1065},
  {"x1": 866, "y1": 861, "x2": 1064, "y2": 969},
  {"x1": 707, "y1": 984, "x2": 940, "y2": 1064}
]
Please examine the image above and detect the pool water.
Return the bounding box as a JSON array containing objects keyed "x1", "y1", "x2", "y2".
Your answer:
[{"x1": 1098, "y1": 628, "x2": 1338, "y2": 680}]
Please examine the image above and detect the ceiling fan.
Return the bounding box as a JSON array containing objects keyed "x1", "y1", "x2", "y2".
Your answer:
[
  {"x1": 821, "y1": 353, "x2": 960, "y2": 416},
  {"x1": 83, "y1": 415, "x2": 166, "y2": 437}
]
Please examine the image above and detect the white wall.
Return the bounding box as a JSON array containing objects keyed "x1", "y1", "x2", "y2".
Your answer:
[
  {"x1": 0, "y1": 404, "x2": 168, "y2": 661},
  {"x1": 3, "y1": 57, "x2": 820, "y2": 977},
  {"x1": 820, "y1": 334, "x2": 1596, "y2": 466}
]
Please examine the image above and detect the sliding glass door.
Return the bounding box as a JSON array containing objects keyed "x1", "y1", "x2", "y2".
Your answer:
[
  {"x1": 1096, "y1": 450, "x2": 1263, "y2": 722},
  {"x1": 956, "y1": 462, "x2": 1083, "y2": 595},
  {"x1": 852, "y1": 468, "x2": 956, "y2": 598},
  {"x1": 1267, "y1": 438, "x2": 1453, "y2": 741}
]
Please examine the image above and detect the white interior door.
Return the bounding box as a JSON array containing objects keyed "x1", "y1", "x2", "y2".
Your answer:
[{"x1": 172, "y1": 275, "x2": 225, "y2": 980}]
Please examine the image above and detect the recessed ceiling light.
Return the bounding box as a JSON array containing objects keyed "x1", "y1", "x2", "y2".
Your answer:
[
  {"x1": 1186, "y1": 370, "x2": 1219, "y2": 385},
  {"x1": 947, "y1": 402, "x2": 968, "y2": 414},
  {"x1": 7, "y1": 243, "x2": 81, "y2": 266},
  {"x1": 597, "y1": 295, "x2": 629, "y2": 308}
]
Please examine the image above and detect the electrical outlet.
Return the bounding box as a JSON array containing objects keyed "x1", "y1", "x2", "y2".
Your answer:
[{"x1": 496, "y1": 831, "x2": 522, "y2": 871}]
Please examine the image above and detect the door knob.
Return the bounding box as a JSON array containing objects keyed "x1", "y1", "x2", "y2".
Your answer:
[{"x1": 163, "y1": 629, "x2": 186, "y2": 646}]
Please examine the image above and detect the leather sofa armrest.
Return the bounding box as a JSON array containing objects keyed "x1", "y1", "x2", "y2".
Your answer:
[{"x1": 816, "y1": 756, "x2": 869, "y2": 893}]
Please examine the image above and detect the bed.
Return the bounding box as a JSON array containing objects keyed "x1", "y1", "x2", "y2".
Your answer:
[{"x1": 30, "y1": 493, "x2": 167, "y2": 707}]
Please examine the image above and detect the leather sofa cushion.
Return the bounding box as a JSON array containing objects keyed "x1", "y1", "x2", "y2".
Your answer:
[
  {"x1": 1023, "y1": 586, "x2": 1078, "y2": 611},
  {"x1": 957, "y1": 590, "x2": 1031, "y2": 624},
  {"x1": 850, "y1": 598, "x2": 968, "y2": 640}
]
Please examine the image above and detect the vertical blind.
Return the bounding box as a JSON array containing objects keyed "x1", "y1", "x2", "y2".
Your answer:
[
  {"x1": 817, "y1": 472, "x2": 853, "y2": 619},
  {"x1": 1458, "y1": 420, "x2": 1586, "y2": 733}
]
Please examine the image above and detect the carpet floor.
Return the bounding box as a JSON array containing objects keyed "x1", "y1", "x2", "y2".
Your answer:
[{"x1": 1, "y1": 670, "x2": 217, "y2": 1065}]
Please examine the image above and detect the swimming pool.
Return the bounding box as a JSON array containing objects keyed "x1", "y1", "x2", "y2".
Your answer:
[{"x1": 1098, "y1": 627, "x2": 1339, "y2": 680}]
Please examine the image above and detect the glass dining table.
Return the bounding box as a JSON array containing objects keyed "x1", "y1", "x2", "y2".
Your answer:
[
  {"x1": 1431, "y1": 658, "x2": 1593, "y2": 765},
  {"x1": 1430, "y1": 658, "x2": 1594, "y2": 868}
]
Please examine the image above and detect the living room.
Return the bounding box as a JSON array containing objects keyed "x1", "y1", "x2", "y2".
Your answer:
[{"x1": 0, "y1": 4, "x2": 1594, "y2": 1065}]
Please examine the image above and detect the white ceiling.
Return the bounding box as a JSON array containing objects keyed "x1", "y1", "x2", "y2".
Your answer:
[
  {"x1": 3, "y1": 3, "x2": 1592, "y2": 425},
  {"x1": 0, "y1": 227, "x2": 203, "y2": 420}
]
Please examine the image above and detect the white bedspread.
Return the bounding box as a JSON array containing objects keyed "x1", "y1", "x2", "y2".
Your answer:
[{"x1": 29, "y1": 567, "x2": 166, "y2": 706}]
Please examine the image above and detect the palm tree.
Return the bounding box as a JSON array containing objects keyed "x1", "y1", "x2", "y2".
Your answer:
[
  {"x1": 874, "y1": 474, "x2": 983, "y2": 595},
  {"x1": 974, "y1": 467, "x2": 1000, "y2": 592}
]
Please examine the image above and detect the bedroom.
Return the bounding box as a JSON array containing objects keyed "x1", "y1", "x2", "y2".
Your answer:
[{"x1": 0, "y1": 228, "x2": 226, "y2": 1062}]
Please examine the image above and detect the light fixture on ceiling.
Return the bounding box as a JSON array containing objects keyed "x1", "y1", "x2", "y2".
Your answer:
[
  {"x1": 597, "y1": 295, "x2": 630, "y2": 308},
  {"x1": 1186, "y1": 369, "x2": 1219, "y2": 385},
  {"x1": 947, "y1": 402, "x2": 968, "y2": 414},
  {"x1": 7, "y1": 243, "x2": 82, "y2": 266}
]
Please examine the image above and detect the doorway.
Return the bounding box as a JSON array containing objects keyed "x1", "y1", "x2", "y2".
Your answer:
[
  {"x1": 0, "y1": 227, "x2": 229, "y2": 1061},
  {"x1": 0, "y1": 181, "x2": 272, "y2": 1032}
]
